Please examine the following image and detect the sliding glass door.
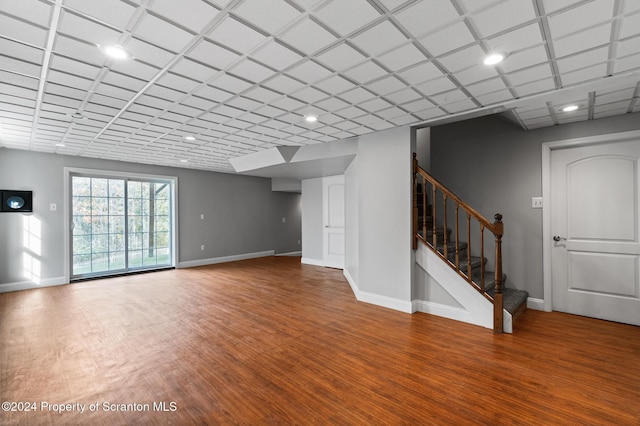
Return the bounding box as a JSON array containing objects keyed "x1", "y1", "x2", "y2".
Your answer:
[{"x1": 71, "y1": 173, "x2": 174, "y2": 280}]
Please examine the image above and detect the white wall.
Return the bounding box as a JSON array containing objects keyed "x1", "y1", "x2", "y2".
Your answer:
[
  {"x1": 344, "y1": 157, "x2": 359, "y2": 288},
  {"x1": 301, "y1": 177, "x2": 323, "y2": 265},
  {"x1": 345, "y1": 126, "x2": 413, "y2": 312}
]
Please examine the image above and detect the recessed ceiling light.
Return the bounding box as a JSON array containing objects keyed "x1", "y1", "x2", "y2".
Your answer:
[
  {"x1": 180, "y1": 159, "x2": 189, "y2": 163},
  {"x1": 184, "y1": 136, "x2": 196, "y2": 141},
  {"x1": 70, "y1": 112, "x2": 84, "y2": 119},
  {"x1": 483, "y1": 52, "x2": 507, "y2": 66},
  {"x1": 55, "y1": 143, "x2": 65, "y2": 147},
  {"x1": 562, "y1": 105, "x2": 579, "y2": 112},
  {"x1": 305, "y1": 114, "x2": 318, "y2": 123},
  {"x1": 98, "y1": 44, "x2": 130, "y2": 60}
]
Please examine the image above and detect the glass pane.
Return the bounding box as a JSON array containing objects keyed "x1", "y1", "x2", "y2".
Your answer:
[
  {"x1": 91, "y1": 197, "x2": 109, "y2": 215},
  {"x1": 73, "y1": 235, "x2": 92, "y2": 255},
  {"x1": 109, "y1": 251, "x2": 125, "y2": 270},
  {"x1": 156, "y1": 232, "x2": 169, "y2": 247},
  {"x1": 73, "y1": 197, "x2": 91, "y2": 216},
  {"x1": 109, "y1": 179, "x2": 124, "y2": 198},
  {"x1": 128, "y1": 181, "x2": 141, "y2": 198},
  {"x1": 91, "y1": 178, "x2": 108, "y2": 197},
  {"x1": 92, "y1": 252, "x2": 109, "y2": 272},
  {"x1": 128, "y1": 250, "x2": 142, "y2": 267},
  {"x1": 73, "y1": 177, "x2": 91, "y2": 196},
  {"x1": 109, "y1": 216, "x2": 124, "y2": 235},
  {"x1": 72, "y1": 215, "x2": 92, "y2": 235},
  {"x1": 155, "y1": 183, "x2": 170, "y2": 199},
  {"x1": 92, "y1": 216, "x2": 109, "y2": 235},
  {"x1": 156, "y1": 198, "x2": 169, "y2": 215},
  {"x1": 109, "y1": 233, "x2": 125, "y2": 252},
  {"x1": 129, "y1": 232, "x2": 142, "y2": 250},
  {"x1": 91, "y1": 233, "x2": 109, "y2": 253},
  {"x1": 156, "y1": 215, "x2": 170, "y2": 232},
  {"x1": 128, "y1": 198, "x2": 141, "y2": 216},
  {"x1": 109, "y1": 198, "x2": 125, "y2": 215},
  {"x1": 73, "y1": 254, "x2": 91, "y2": 275},
  {"x1": 157, "y1": 247, "x2": 170, "y2": 265}
]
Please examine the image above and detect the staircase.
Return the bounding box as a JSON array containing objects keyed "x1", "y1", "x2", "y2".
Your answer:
[{"x1": 413, "y1": 154, "x2": 528, "y2": 333}]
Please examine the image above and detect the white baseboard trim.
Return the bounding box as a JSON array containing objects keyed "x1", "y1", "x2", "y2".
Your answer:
[
  {"x1": 275, "y1": 251, "x2": 302, "y2": 257},
  {"x1": 178, "y1": 250, "x2": 275, "y2": 269},
  {"x1": 358, "y1": 291, "x2": 413, "y2": 314},
  {"x1": 0, "y1": 276, "x2": 68, "y2": 293},
  {"x1": 527, "y1": 297, "x2": 545, "y2": 311},
  {"x1": 413, "y1": 300, "x2": 488, "y2": 328},
  {"x1": 343, "y1": 268, "x2": 359, "y2": 296},
  {"x1": 301, "y1": 257, "x2": 324, "y2": 267}
]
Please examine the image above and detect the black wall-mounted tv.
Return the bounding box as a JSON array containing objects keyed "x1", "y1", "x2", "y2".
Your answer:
[{"x1": 1, "y1": 190, "x2": 33, "y2": 213}]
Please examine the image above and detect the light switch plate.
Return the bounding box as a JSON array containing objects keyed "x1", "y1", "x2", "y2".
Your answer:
[{"x1": 531, "y1": 197, "x2": 543, "y2": 209}]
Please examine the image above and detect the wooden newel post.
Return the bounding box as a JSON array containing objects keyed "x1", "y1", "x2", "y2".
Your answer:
[
  {"x1": 412, "y1": 153, "x2": 418, "y2": 250},
  {"x1": 493, "y1": 213, "x2": 504, "y2": 334}
]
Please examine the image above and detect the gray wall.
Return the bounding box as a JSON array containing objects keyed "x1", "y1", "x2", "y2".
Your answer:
[
  {"x1": 430, "y1": 112, "x2": 640, "y2": 299},
  {"x1": 301, "y1": 177, "x2": 323, "y2": 263},
  {"x1": 0, "y1": 148, "x2": 301, "y2": 285}
]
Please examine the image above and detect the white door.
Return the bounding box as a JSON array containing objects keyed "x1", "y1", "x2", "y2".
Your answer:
[
  {"x1": 551, "y1": 139, "x2": 640, "y2": 326},
  {"x1": 323, "y1": 175, "x2": 345, "y2": 269}
]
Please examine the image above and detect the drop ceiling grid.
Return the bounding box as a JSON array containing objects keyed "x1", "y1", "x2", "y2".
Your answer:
[{"x1": 1, "y1": 0, "x2": 639, "y2": 171}]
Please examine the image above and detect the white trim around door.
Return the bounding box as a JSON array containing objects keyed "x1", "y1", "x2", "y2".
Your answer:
[{"x1": 541, "y1": 129, "x2": 640, "y2": 313}]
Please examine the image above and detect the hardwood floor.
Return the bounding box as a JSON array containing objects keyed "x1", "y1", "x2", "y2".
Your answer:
[{"x1": 1, "y1": 256, "x2": 638, "y2": 425}]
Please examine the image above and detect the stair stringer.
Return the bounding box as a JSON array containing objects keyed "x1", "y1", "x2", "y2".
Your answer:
[{"x1": 413, "y1": 243, "x2": 513, "y2": 333}]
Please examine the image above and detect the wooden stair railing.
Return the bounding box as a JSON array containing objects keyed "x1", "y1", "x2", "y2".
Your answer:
[{"x1": 412, "y1": 153, "x2": 504, "y2": 333}]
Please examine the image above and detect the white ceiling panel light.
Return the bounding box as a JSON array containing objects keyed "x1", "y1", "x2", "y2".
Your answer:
[
  {"x1": 483, "y1": 52, "x2": 508, "y2": 65},
  {"x1": 561, "y1": 104, "x2": 579, "y2": 112},
  {"x1": 99, "y1": 44, "x2": 131, "y2": 60}
]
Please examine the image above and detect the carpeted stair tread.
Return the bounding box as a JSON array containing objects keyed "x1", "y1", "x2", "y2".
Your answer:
[{"x1": 485, "y1": 288, "x2": 529, "y2": 315}]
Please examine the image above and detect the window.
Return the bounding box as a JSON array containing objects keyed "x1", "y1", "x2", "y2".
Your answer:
[{"x1": 69, "y1": 172, "x2": 175, "y2": 280}]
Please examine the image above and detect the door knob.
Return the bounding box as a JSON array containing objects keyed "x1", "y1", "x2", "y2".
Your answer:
[{"x1": 553, "y1": 235, "x2": 566, "y2": 242}]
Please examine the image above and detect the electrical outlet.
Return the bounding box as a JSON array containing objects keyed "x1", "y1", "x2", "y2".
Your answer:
[
  {"x1": 49, "y1": 203, "x2": 57, "y2": 211},
  {"x1": 531, "y1": 197, "x2": 543, "y2": 209},
  {"x1": 200, "y1": 245, "x2": 205, "y2": 251}
]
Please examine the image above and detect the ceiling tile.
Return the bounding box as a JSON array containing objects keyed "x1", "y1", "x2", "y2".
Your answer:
[
  {"x1": 134, "y1": 12, "x2": 194, "y2": 53},
  {"x1": 0, "y1": 70, "x2": 38, "y2": 90},
  {"x1": 270, "y1": 96, "x2": 305, "y2": 111},
  {"x1": 442, "y1": 97, "x2": 476, "y2": 113},
  {"x1": 50, "y1": 55, "x2": 101, "y2": 80},
  {"x1": 54, "y1": 35, "x2": 104, "y2": 67},
  {"x1": 58, "y1": 10, "x2": 123, "y2": 47},
  {"x1": 351, "y1": 20, "x2": 408, "y2": 57},
  {"x1": 614, "y1": 53, "x2": 640, "y2": 73},
  {"x1": 157, "y1": 72, "x2": 201, "y2": 92},
  {"x1": 316, "y1": 43, "x2": 367, "y2": 71},
  {"x1": 377, "y1": 43, "x2": 426, "y2": 71},
  {"x1": 366, "y1": 75, "x2": 408, "y2": 95},
  {"x1": 291, "y1": 86, "x2": 328, "y2": 103},
  {"x1": 315, "y1": 0, "x2": 381, "y2": 36},
  {"x1": 252, "y1": 40, "x2": 303, "y2": 70},
  {"x1": 149, "y1": 0, "x2": 219, "y2": 33},
  {"x1": 620, "y1": 12, "x2": 640, "y2": 39},
  {"x1": 188, "y1": 39, "x2": 240, "y2": 70},
  {"x1": 0, "y1": 0, "x2": 52, "y2": 27},
  {"x1": 438, "y1": 45, "x2": 486, "y2": 73},
  {"x1": 415, "y1": 76, "x2": 457, "y2": 96},
  {"x1": 315, "y1": 97, "x2": 350, "y2": 112},
  {"x1": 553, "y1": 23, "x2": 612, "y2": 58},
  {"x1": 192, "y1": 84, "x2": 234, "y2": 103},
  {"x1": 207, "y1": 17, "x2": 267, "y2": 55},
  {"x1": 339, "y1": 87, "x2": 376, "y2": 104},
  {"x1": 475, "y1": 89, "x2": 514, "y2": 106},
  {"x1": 400, "y1": 98, "x2": 434, "y2": 112},
  {"x1": 472, "y1": 0, "x2": 537, "y2": 38},
  {"x1": 110, "y1": 59, "x2": 161, "y2": 81},
  {"x1": 127, "y1": 38, "x2": 175, "y2": 69},
  {"x1": 171, "y1": 58, "x2": 219, "y2": 82},
  {"x1": 453, "y1": 64, "x2": 498, "y2": 85},
  {"x1": 501, "y1": 45, "x2": 549, "y2": 73},
  {"x1": 234, "y1": 0, "x2": 300, "y2": 33},
  {"x1": 507, "y1": 63, "x2": 553, "y2": 86},
  {"x1": 377, "y1": 0, "x2": 409, "y2": 12},
  {"x1": 286, "y1": 60, "x2": 333, "y2": 83},
  {"x1": 0, "y1": 13, "x2": 47, "y2": 47},
  {"x1": 385, "y1": 87, "x2": 422, "y2": 104},
  {"x1": 243, "y1": 87, "x2": 282, "y2": 103},
  {"x1": 334, "y1": 106, "x2": 366, "y2": 119},
  {"x1": 262, "y1": 74, "x2": 306, "y2": 93},
  {"x1": 487, "y1": 23, "x2": 544, "y2": 54},
  {"x1": 145, "y1": 84, "x2": 186, "y2": 102},
  {"x1": 514, "y1": 78, "x2": 556, "y2": 97},
  {"x1": 466, "y1": 77, "x2": 508, "y2": 97},
  {"x1": 399, "y1": 61, "x2": 444, "y2": 85},
  {"x1": 548, "y1": 0, "x2": 614, "y2": 39},
  {"x1": 279, "y1": 17, "x2": 338, "y2": 55},
  {"x1": 358, "y1": 97, "x2": 394, "y2": 112},
  {"x1": 557, "y1": 46, "x2": 608, "y2": 74},
  {"x1": 94, "y1": 82, "x2": 136, "y2": 101},
  {"x1": 561, "y1": 63, "x2": 608, "y2": 86},
  {"x1": 617, "y1": 36, "x2": 640, "y2": 58},
  {"x1": 341, "y1": 61, "x2": 388, "y2": 84},
  {"x1": 209, "y1": 73, "x2": 253, "y2": 93},
  {"x1": 595, "y1": 88, "x2": 635, "y2": 105},
  {"x1": 419, "y1": 21, "x2": 475, "y2": 57},
  {"x1": 314, "y1": 75, "x2": 356, "y2": 95},
  {"x1": 229, "y1": 59, "x2": 276, "y2": 83},
  {"x1": 64, "y1": 0, "x2": 137, "y2": 30},
  {"x1": 541, "y1": 0, "x2": 583, "y2": 14},
  {"x1": 0, "y1": 38, "x2": 44, "y2": 65},
  {"x1": 395, "y1": 0, "x2": 461, "y2": 39}
]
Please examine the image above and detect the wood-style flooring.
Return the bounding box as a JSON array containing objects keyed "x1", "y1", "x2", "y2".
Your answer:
[{"x1": 1, "y1": 256, "x2": 638, "y2": 425}]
